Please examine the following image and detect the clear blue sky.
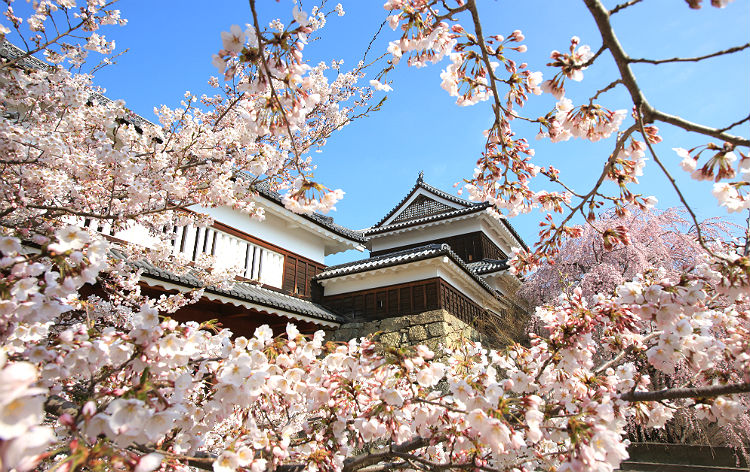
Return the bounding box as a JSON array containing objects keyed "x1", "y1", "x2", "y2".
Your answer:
[{"x1": 8, "y1": 1, "x2": 749, "y2": 264}]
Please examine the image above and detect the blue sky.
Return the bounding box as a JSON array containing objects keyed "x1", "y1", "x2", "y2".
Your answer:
[{"x1": 7, "y1": 1, "x2": 749, "y2": 264}]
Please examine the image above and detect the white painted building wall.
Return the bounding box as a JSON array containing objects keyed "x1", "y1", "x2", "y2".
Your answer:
[
  {"x1": 368, "y1": 217, "x2": 482, "y2": 254},
  {"x1": 197, "y1": 205, "x2": 328, "y2": 263}
]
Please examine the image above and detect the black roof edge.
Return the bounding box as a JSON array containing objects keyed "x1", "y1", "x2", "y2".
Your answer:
[
  {"x1": 314, "y1": 243, "x2": 503, "y2": 300},
  {"x1": 364, "y1": 203, "x2": 491, "y2": 236},
  {"x1": 368, "y1": 174, "x2": 528, "y2": 250},
  {"x1": 234, "y1": 173, "x2": 366, "y2": 244},
  {"x1": 372, "y1": 175, "x2": 481, "y2": 228},
  {"x1": 468, "y1": 258, "x2": 510, "y2": 275},
  {"x1": 132, "y1": 260, "x2": 343, "y2": 323}
]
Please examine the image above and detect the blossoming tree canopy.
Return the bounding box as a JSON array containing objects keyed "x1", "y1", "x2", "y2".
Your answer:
[
  {"x1": 517, "y1": 207, "x2": 736, "y2": 306},
  {"x1": 0, "y1": 1, "x2": 749, "y2": 472}
]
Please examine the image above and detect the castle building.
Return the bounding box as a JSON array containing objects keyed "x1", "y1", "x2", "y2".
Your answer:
[
  {"x1": 128, "y1": 173, "x2": 529, "y2": 346},
  {"x1": 1, "y1": 40, "x2": 528, "y2": 345}
]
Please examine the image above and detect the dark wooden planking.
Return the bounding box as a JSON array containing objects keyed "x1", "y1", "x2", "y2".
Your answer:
[{"x1": 370, "y1": 231, "x2": 506, "y2": 263}]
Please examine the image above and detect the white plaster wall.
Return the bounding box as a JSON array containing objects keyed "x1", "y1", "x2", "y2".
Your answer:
[
  {"x1": 369, "y1": 217, "x2": 483, "y2": 253},
  {"x1": 480, "y1": 217, "x2": 521, "y2": 256},
  {"x1": 480, "y1": 274, "x2": 504, "y2": 295},
  {"x1": 196, "y1": 205, "x2": 326, "y2": 263},
  {"x1": 320, "y1": 262, "x2": 442, "y2": 296},
  {"x1": 111, "y1": 224, "x2": 159, "y2": 247}
]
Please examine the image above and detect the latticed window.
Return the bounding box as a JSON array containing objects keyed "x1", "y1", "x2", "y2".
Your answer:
[{"x1": 392, "y1": 195, "x2": 453, "y2": 223}]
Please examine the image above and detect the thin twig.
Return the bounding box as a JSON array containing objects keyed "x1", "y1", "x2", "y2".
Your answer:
[
  {"x1": 620, "y1": 382, "x2": 750, "y2": 402},
  {"x1": 589, "y1": 79, "x2": 623, "y2": 105},
  {"x1": 718, "y1": 113, "x2": 750, "y2": 133},
  {"x1": 634, "y1": 106, "x2": 718, "y2": 257},
  {"x1": 610, "y1": 0, "x2": 644, "y2": 15},
  {"x1": 465, "y1": 0, "x2": 505, "y2": 121},
  {"x1": 584, "y1": 0, "x2": 750, "y2": 148},
  {"x1": 594, "y1": 332, "x2": 659, "y2": 374},
  {"x1": 248, "y1": 0, "x2": 303, "y2": 165},
  {"x1": 629, "y1": 42, "x2": 749, "y2": 65}
]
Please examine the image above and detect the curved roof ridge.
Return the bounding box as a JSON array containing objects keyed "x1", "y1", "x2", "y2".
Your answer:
[
  {"x1": 236, "y1": 174, "x2": 366, "y2": 243},
  {"x1": 364, "y1": 202, "x2": 491, "y2": 236},
  {"x1": 371, "y1": 174, "x2": 482, "y2": 229},
  {"x1": 314, "y1": 242, "x2": 502, "y2": 300}
]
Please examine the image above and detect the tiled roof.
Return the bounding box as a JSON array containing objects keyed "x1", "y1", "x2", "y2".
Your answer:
[
  {"x1": 1, "y1": 40, "x2": 49, "y2": 70},
  {"x1": 467, "y1": 259, "x2": 509, "y2": 275},
  {"x1": 314, "y1": 243, "x2": 501, "y2": 298},
  {"x1": 365, "y1": 175, "x2": 528, "y2": 250},
  {"x1": 364, "y1": 203, "x2": 491, "y2": 236},
  {"x1": 115, "y1": 250, "x2": 343, "y2": 323},
  {"x1": 241, "y1": 177, "x2": 367, "y2": 244},
  {"x1": 372, "y1": 175, "x2": 481, "y2": 228}
]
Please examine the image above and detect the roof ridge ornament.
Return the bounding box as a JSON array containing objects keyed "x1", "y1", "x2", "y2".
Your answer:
[{"x1": 417, "y1": 170, "x2": 424, "y2": 183}]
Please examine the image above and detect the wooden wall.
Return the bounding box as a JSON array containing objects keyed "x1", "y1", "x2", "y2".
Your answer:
[
  {"x1": 370, "y1": 231, "x2": 506, "y2": 262},
  {"x1": 321, "y1": 279, "x2": 442, "y2": 321},
  {"x1": 214, "y1": 220, "x2": 325, "y2": 298},
  {"x1": 283, "y1": 254, "x2": 326, "y2": 298},
  {"x1": 321, "y1": 277, "x2": 498, "y2": 328}
]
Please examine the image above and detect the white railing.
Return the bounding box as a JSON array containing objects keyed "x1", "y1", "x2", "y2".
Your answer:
[
  {"x1": 74, "y1": 218, "x2": 285, "y2": 289},
  {"x1": 170, "y1": 224, "x2": 284, "y2": 288}
]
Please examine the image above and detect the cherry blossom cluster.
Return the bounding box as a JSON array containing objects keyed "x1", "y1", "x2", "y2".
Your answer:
[
  {"x1": 9, "y1": 254, "x2": 742, "y2": 472},
  {"x1": 210, "y1": 3, "x2": 378, "y2": 214},
  {"x1": 0, "y1": 0, "x2": 126, "y2": 68},
  {"x1": 0, "y1": 1, "x2": 748, "y2": 471},
  {"x1": 675, "y1": 145, "x2": 750, "y2": 213},
  {"x1": 380, "y1": 0, "x2": 747, "y2": 278}
]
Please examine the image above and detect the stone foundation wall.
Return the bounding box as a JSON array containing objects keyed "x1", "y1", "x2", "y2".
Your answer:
[{"x1": 327, "y1": 309, "x2": 512, "y2": 351}]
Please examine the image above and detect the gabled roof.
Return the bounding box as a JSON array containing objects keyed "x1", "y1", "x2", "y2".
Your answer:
[
  {"x1": 314, "y1": 243, "x2": 502, "y2": 298},
  {"x1": 363, "y1": 174, "x2": 528, "y2": 250},
  {"x1": 364, "y1": 202, "x2": 492, "y2": 236},
  {"x1": 371, "y1": 172, "x2": 483, "y2": 229},
  {"x1": 115, "y1": 249, "x2": 343, "y2": 323}
]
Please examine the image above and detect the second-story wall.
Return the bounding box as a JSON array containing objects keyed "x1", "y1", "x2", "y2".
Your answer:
[
  {"x1": 370, "y1": 231, "x2": 506, "y2": 262},
  {"x1": 198, "y1": 205, "x2": 327, "y2": 264}
]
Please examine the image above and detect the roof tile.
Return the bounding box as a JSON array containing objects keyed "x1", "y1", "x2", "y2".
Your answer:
[{"x1": 114, "y1": 250, "x2": 343, "y2": 323}]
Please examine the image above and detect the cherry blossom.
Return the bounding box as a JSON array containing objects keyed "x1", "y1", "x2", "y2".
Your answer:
[{"x1": 0, "y1": 0, "x2": 747, "y2": 471}]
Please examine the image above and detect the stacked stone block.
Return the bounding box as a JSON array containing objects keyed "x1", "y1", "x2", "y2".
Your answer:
[{"x1": 328, "y1": 309, "x2": 514, "y2": 351}]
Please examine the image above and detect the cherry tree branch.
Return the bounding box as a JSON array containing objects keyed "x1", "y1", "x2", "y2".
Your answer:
[
  {"x1": 583, "y1": 0, "x2": 750, "y2": 148},
  {"x1": 594, "y1": 331, "x2": 660, "y2": 374},
  {"x1": 609, "y1": 0, "x2": 644, "y2": 15},
  {"x1": 0, "y1": 0, "x2": 122, "y2": 71},
  {"x1": 540, "y1": 123, "x2": 639, "y2": 249},
  {"x1": 718, "y1": 113, "x2": 750, "y2": 133},
  {"x1": 583, "y1": 0, "x2": 649, "y2": 110},
  {"x1": 589, "y1": 78, "x2": 622, "y2": 105},
  {"x1": 634, "y1": 107, "x2": 718, "y2": 256},
  {"x1": 629, "y1": 42, "x2": 749, "y2": 65},
  {"x1": 465, "y1": 0, "x2": 505, "y2": 120},
  {"x1": 248, "y1": 0, "x2": 303, "y2": 166},
  {"x1": 342, "y1": 437, "x2": 429, "y2": 472},
  {"x1": 620, "y1": 382, "x2": 750, "y2": 402},
  {"x1": 649, "y1": 109, "x2": 750, "y2": 146}
]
